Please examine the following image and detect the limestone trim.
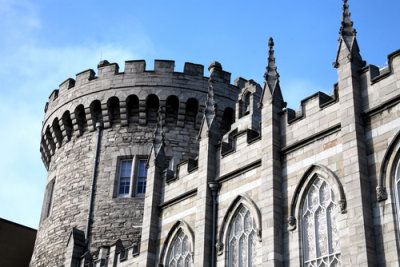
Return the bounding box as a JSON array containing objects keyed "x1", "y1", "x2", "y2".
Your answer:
[
  {"x1": 215, "y1": 159, "x2": 261, "y2": 183},
  {"x1": 280, "y1": 124, "x2": 341, "y2": 154},
  {"x1": 288, "y1": 164, "x2": 346, "y2": 231},
  {"x1": 159, "y1": 189, "x2": 197, "y2": 210},
  {"x1": 217, "y1": 194, "x2": 262, "y2": 256},
  {"x1": 159, "y1": 220, "x2": 195, "y2": 266},
  {"x1": 363, "y1": 94, "x2": 400, "y2": 118},
  {"x1": 377, "y1": 130, "x2": 400, "y2": 202}
]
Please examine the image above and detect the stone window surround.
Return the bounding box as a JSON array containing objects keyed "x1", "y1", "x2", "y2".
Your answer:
[
  {"x1": 114, "y1": 155, "x2": 148, "y2": 198},
  {"x1": 159, "y1": 220, "x2": 195, "y2": 267},
  {"x1": 41, "y1": 177, "x2": 56, "y2": 221},
  {"x1": 217, "y1": 194, "x2": 262, "y2": 266}
]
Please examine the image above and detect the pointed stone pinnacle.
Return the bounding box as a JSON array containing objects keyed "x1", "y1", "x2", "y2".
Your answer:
[
  {"x1": 268, "y1": 37, "x2": 274, "y2": 49},
  {"x1": 204, "y1": 62, "x2": 218, "y2": 127},
  {"x1": 264, "y1": 37, "x2": 279, "y2": 93},
  {"x1": 340, "y1": 0, "x2": 357, "y2": 36}
]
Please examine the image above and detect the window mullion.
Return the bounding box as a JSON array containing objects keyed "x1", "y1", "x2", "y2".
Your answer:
[{"x1": 131, "y1": 156, "x2": 137, "y2": 196}]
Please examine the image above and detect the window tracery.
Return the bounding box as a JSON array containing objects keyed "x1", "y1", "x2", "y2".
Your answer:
[
  {"x1": 166, "y1": 230, "x2": 192, "y2": 267},
  {"x1": 394, "y1": 155, "x2": 400, "y2": 231},
  {"x1": 301, "y1": 177, "x2": 341, "y2": 266},
  {"x1": 228, "y1": 205, "x2": 257, "y2": 267}
]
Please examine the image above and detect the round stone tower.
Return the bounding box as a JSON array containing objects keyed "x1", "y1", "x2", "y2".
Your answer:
[{"x1": 31, "y1": 59, "x2": 239, "y2": 266}]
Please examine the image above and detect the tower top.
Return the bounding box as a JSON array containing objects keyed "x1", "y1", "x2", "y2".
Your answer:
[
  {"x1": 261, "y1": 37, "x2": 284, "y2": 108},
  {"x1": 339, "y1": 0, "x2": 356, "y2": 37}
]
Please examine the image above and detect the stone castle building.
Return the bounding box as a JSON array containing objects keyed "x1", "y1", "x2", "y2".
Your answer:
[{"x1": 31, "y1": 1, "x2": 400, "y2": 266}]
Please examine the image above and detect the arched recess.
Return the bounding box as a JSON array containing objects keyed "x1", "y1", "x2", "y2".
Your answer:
[
  {"x1": 165, "y1": 95, "x2": 179, "y2": 125},
  {"x1": 221, "y1": 107, "x2": 234, "y2": 134},
  {"x1": 377, "y1": 130, "x2": 400, "y2": 258},
  {"x1": 126, "y1": 94, "x2": 139, "y2": 124},
  {"x1": 217, "y1": 194, "x2": 262, "y2": 256},
  {"x1": 107, "y1": 96, "x2": 121, "y2": 126},
  {"x1": 146, "y1": 94, "x2": 159, "y2": 124},
  {"x1": 288, "y1": 164, "x2": 346, "y2": 231},
  {"x1": 61, "y1": 111, "x2": 73, "y2": 140},
  {"x1": 52, "y1": 118, "x2": 63, "y2": 146},
  {"x1": 377, "y1": 130, "x2": 400, "y2": 202},
  {"x1": 184, "y1": 98, "x2": 199, "y2": 126},
  {"x1": 90, "y1": 100, "x2": 103, "y2": 127},
  {"x1": 239, "y1": 91, "x2": 251, "y2": 118},
  {"x1": 159, "y1": 220, "x2": 195, "y2": 266},
  {"x1": 74, "y1": 104, "x2": 87, "y2": 135},
  {"x1": 45, "y1": 125, "x2": 56, "y2": 153}
]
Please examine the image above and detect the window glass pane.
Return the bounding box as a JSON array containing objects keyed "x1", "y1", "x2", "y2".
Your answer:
[
  {"x1": 118, "y1": 160, "x2": 132, "y2": 196},
  {"x1": 167, "y1": 231, "x2": 192, "y2": 267},
  {"x1": 119, "y1": 177, "x2": 130, "y2": 195},
  {"x1": 120, "y1": 161, "x2": 132, "y2": 177},
  {"x1": 138, "y1": 160, "x2": 147, "y2": 177},
  {"x1": 136, "y1": 160, "x2": 147, "y2": 195},
  {"x1": 301, "y1": 177, "x2": 341, "y2": 266},
  {"x1": 228, "y1": 206, "x2": 257, "y2": 267}
]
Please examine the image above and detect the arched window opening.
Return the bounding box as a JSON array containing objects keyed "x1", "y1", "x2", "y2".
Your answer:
[
  {"x1": 62, "y1": 111, "x2": 73, "y2": 140},
  {"x1": 221, "y1": 107, "x2": 234, "y2": 134},
  {"x1": 301, "y1": 177, "x2": 341, "y2": 266},
  {"x1": 146, "y1": 94, "x2": 159, "y2": 124},
  {"x1": 52, "y1": 118, "x2": 63, "y2": 145},
  {"x1": 74, "y1": 105, "x2": 87, "y2": 134},
  {"x1": 185, "y1": 98, "x2": 198, "y2": 126},
  {"x1": 165, "y1": 95, "x2": 179, "y2": 125},
  {"x1": 41, "y1": 136, "x2": 50, "y2": 157},
  {"x1": 107, "y1": 97, "x2": 121, "y2": 126},
  {"x1": 227, "y1": 205, "x2": 258, "y2": 267},
  {"x1": 239, "y1": 92, "x2": 251, "y2": 118},
  {"x1": 90, "y1": 100, "x2": 103, "y2": 126},
  {"x1": 45, "y1": 126, "x2": 56, "y2": 152},
  {"x1": 394, "y1": 153, "x2": 400, "y2": 231},
  {"x1": 126, "y1": 95, "x2": 139, "y2": 124},
  {"x1": 166, "y1": 230, "x2": 192, "y2": 267}
]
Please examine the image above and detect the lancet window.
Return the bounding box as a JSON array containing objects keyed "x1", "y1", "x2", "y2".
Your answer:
[
  {"x1": 166, "y1": 230, "x2": 192, "y2": 267},
  {"x1": 227, "y1": 205, "x2": 257, "y2": 267},
  {"x1": 301, "y1": 177, "x2": 341, "y2": 266},
  {"x1": 394, "y1": 155, "x2": 400, "y2": 231}
]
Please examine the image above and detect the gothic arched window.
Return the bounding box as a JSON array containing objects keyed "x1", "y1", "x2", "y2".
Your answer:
[
  {"x1": 301, "y1": 177, "x2": 341, "y2": 266},
  {"x1": 394, "y1": 155, "x2": 400, "y2": 229},
  {"x1": 166, "y1": 230, "x2": 192, "y2": 267},
  {"x1": 227, "y1": 205, "x2": 257, "y2": 267}
]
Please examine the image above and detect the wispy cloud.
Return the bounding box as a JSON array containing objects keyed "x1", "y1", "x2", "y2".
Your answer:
[{"x1": 0, "y1": 0, "x2": 154, "y2": 228}]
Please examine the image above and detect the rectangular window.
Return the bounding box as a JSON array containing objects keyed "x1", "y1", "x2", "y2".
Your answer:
[
  {"x1": 136, "y1": 159, "x2": 148, "y2": 196},
  {"x1": 118, "y1": 160, "x2": 132, "y2": 197},
  {"x1": 116, "y1": 157, "x2": 148, "y2": 198},
  {"x1": 41, "y1": 178, "x2": 55, "y2": 221},
  {"x1": 46, "y1": 180, "x2": 55, "y2": 218}
]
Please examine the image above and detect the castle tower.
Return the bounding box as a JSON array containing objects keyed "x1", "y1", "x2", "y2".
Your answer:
[
  {"x1": 31, "y1": 60, "x2": 239, "y2": 266},
  {"x1": 31, "y1": 1, "x2": 400, "y2": 266}
]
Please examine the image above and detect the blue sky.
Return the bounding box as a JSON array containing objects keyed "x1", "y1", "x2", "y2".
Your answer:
[{"x1": 0, "y1": 0, "x2": 399, "y2": 229}]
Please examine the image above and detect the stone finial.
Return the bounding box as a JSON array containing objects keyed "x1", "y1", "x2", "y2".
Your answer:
[
  {"x1": 261, "y1": 37, "x2": 285, "y2": 108},
  {"x1": 203, "y1": 63, "x2": 219, "y2": 128},
  {"x1": 334, "y1": 0, "x2": 365, "y2": 69},
  {"x1": 264, "y1": 37, "x2": 280, "y2": 92},
  {"x1": 339, "y1": 0, "x2": 356, "y2": 37}
]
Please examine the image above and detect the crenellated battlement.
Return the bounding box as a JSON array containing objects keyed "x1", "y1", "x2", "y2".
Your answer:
[
  {"x1": 45, "y1": 59, "x2": 234, "y2": 109},
  {"x1": 40, "y1": 59, "x2": 241, "y2": 170},
  {"x1": 282, "y1": 84, "x2": 338, "y2": 125},
  {"x1": 31, "y1": 1, "x2": 400, "y2": 265}
]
